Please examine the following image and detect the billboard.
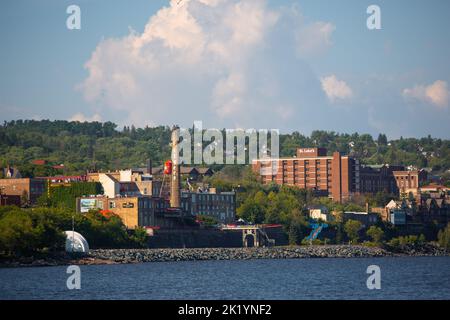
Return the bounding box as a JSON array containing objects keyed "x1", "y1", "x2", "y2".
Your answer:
[{"x1": 80, "y1": 198, "x2": 102, "y2": 213}]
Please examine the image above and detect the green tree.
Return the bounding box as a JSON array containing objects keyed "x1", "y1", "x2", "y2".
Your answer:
[
  {"x1": 287, "y1": 212, "x2": 308, "y2": 245},
  {"x1": 377, "y1": 133, "x2": 388, "y2": 146},
  {"x1": 437, "y1": 223, "x2": 450, "y2": 251},
  {"x1": 366, "y1": 226, "x2": 384, "y2": 244},
  {"x1": 344, "y1": 220, "x2": 362, "y2": 244},
  {"x1": 131, "y1": 227, "x2": 149, "y2": 248},
  {"x1": 237, "y1": 197, "x2": 265, "y2": 223},
  {"x1": 0, "y1": 210, "x2": 36, "y2": 255}
]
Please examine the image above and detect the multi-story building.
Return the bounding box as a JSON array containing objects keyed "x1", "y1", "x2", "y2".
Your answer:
[
  {"x1": 76, "y1": 195, "x2": 180, "y2": 229},
  {"x1": 252, "y1": 147, "x2": 360, "y2": 202},
  {"x1": 253, "y1": 147, "x2": 429, "y2": 202},
  {"x1": 0, "y1": 178, "x2": 46, "y2": 204},
  {"x1": 76, "y1": 190, "x2": 236, "y2": 228},
  {"x1": 393, "y1": 169, "x2": 428, "y2": 196},
  {"x1": 359, "y1": 164, "x2": 404, "y2": 194},
  {"x1": 181, "y1": 190, "x2": 236, "y2": 223},
  {"x1": 88, "y1": 169, "x2": 161, "y2": 198}
]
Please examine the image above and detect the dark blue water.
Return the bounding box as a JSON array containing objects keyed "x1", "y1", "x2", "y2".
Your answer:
[{"x1": 1, "y1": 256, "x2": 449, "y2": 300}]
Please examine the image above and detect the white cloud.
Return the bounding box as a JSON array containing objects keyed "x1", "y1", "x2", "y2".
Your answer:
[
  {"x1": 402, "y1": 80, "x2": 449, "y2": 108},
  {"x1": 296, "y1": 21, "x2": 335, "y2": 58},
  {"x1": 79, "y1": 0, "x2": 335, "y2": 128},
  {"x1": 69, "y1": 113, "x2": 102, "y2": 122},
  {"x1": 320, "y1": 75, "x2": 353, "y2": 102}
]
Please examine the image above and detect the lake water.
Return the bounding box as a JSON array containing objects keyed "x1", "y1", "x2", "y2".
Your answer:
[{"x1": 1, "y1": 256, "x2": 449, "y2": 300}]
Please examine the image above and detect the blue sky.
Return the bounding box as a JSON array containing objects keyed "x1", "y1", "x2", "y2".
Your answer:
[{"x1": 1, "y1": 0, "x2": 449, "y2": 138}]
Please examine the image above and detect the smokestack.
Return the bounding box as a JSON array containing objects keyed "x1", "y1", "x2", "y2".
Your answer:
[
  {"x1": 147, "y1": 159, "x2": 152, "y2": 175},
  {"x1": 170, "y1": 125, "x2": 181, "y2": 208}
]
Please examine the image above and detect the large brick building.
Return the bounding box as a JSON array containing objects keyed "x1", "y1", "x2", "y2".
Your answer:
[
  {"x1": 252, "y1": 147, "x2": 428, "y2": 203},
  {"x1": 252, "y1": 148, "x2": 360, "y2": 202}
]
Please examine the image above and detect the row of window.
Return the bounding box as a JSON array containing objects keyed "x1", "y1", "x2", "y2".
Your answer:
[{"x1": 192, "y1": 194, "x2": 234, "y2": 202}]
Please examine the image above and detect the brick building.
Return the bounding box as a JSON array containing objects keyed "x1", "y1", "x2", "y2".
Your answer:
[
  {"x1": 181, "y1": 190, "x2": 236, "y2": 223},
  {"x1": 253, "y1": 147, "x2": 430, "y2": 203},
  {"x1": 393, "y1": 169, "x2": 428, "y2": 196},
  {"x1": 0, "y1": 178, "x2": 46, "y2": 204},
  {"x1": 252, "y1": 147, "x2": 360, "y2": 202},
  {"x1": 358, "y1": 164, "x2": 404, "y2": 194},
  {"x1": 76, "y1": 195, "x2": 181, "y2": 229}
]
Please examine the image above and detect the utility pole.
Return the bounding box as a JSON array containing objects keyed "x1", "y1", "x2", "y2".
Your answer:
[{"x1": 72, "y1": 215, "x2": 75, "y2": 253}]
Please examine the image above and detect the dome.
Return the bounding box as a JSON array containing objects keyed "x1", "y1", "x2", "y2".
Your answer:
[{"x1": 64, "y1": 231, "x2": 89, "y2": 253}]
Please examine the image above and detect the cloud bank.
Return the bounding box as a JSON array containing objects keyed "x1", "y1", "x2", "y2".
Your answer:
[
  {"x1": 78, "y1": 0, "x2": 336, "y2": 130},
  {"x1": 77, "y1": 0, "x2": 449, "y2": 138}
]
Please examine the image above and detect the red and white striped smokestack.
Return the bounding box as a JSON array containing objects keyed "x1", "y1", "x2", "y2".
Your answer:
[{"x1": 170, "y1": 125, "x2": 181, "y2": 208}]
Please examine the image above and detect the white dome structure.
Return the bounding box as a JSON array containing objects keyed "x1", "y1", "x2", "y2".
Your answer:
[{"x1": 64, "y1": 231, "x2": 89, "y2": 253}]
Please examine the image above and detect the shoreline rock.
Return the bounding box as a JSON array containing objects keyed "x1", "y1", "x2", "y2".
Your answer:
[{"x1": 1, "y1": 244, "x2": 448, "y2": 268}]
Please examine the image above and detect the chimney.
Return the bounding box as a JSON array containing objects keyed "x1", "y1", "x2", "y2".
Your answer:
[
  {"x1": 170, "y1": 125, "x2": 181, "y2": 208},
  {"x1": 147, "y1": 159, "x2": 152, "y2": 175}
]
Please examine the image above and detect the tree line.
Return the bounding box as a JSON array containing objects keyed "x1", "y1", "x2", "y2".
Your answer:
[{"x1": 0, "y1": 120, "x2": 449, "y2": 185}]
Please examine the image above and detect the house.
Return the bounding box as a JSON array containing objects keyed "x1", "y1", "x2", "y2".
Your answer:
[
  {"x1": 1, "y1": 166, "x2": 22, "y2": 179},
  {"x1": 420, "y1": 197, "x2": 449, "y2": 225},
  {"x1": 384, "y1": 199, "x2": 411, "y2": 225},
  {"x1": 196, "y1": 167, "x2": 214, "y2": 178}
]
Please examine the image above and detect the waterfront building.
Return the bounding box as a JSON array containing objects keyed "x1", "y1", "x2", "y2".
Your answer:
[
  {"x1": 75, "y1": 195, "x2": 181, "y2": 229},
  {"x1": 181, "y1": 190, "x2": 236, "y2": 223}
]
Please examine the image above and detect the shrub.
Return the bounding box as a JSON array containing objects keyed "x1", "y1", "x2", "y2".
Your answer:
[
  {"x1": 344, "y1": 220, "x2": 362, "y2": 244},
  {"x1": 437, "y1": 223, "x2": 450, "y2": 251},
  {"x1": 366, "y1": 226, "x2": 384, "y2": 244}
]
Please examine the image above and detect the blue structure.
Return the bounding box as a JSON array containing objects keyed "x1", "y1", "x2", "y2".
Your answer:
[{"x1": 306, "y1": 221, "x2": 329, "y2": 241}]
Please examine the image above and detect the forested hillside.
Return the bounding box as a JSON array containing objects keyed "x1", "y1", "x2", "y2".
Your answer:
[{"x1": 0, "y1": 120, "x2": 449, "y2": 181}]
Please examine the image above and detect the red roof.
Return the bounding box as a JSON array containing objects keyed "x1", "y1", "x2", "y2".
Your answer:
[{"x1": 32, "y1": 159, "x2": 47, "y2": 165}]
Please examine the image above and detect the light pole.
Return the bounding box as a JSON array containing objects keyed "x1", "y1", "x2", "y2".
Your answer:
[{"x1": 72, "y1": 214, "x2": 75, "y2": 253}]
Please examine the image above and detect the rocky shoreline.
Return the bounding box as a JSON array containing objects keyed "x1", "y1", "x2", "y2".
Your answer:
[{"x1": 1, "y1": 244, "x2": 448, "y2": 268}]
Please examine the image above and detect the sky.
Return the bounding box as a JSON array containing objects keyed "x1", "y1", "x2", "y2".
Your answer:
[{"x1": 1, "y1": 0, "x2": 449, "y2": 139}]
